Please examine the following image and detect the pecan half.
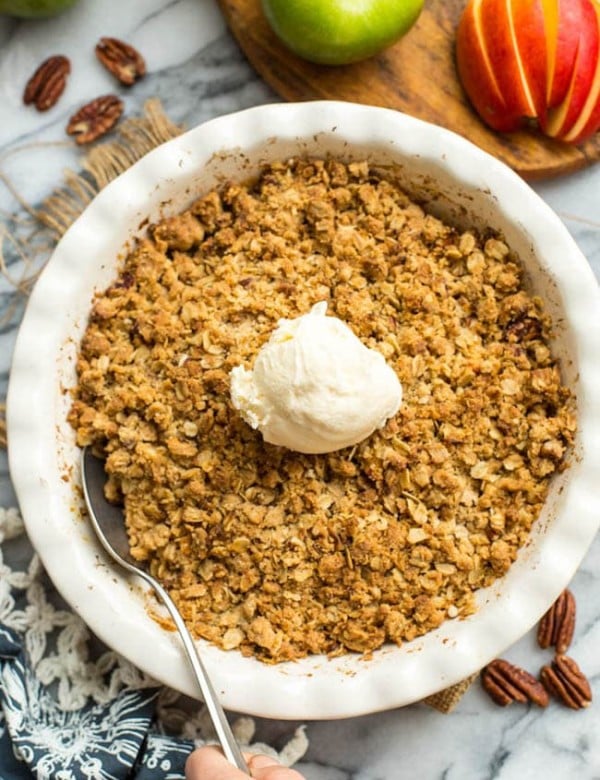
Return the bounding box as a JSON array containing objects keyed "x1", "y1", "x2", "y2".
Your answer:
[
  {"x1": 541, "y1": 655, "x2": 592, "y2": 709},
  {"x1": 481, "y1": 659, "x2": 549, "y2": 707},
  {"x1": 23, "y1": 55, "x2": 71, "y2": 111},
  {"x1": 537, "y1": 589, "x2": 576, "y2": 654},
  {"x1": 506, "y1": 315, "x2": 542, "y2": 342},
  {"x1": 66, "y1": 95, "x2": 124, "y2": 145},
  {"x1": 95, "y1": 37, "x2": 146, "y2": 86}
]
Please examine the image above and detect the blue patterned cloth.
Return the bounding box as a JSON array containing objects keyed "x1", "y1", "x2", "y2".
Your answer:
[{"x1": 0, "y1": 625, "x2": 195, "y2": 780}]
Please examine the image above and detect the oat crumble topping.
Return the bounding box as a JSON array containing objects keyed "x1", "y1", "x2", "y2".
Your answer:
[{"x1": 69, "y1": 159, "x2": 576, "y2": 662}]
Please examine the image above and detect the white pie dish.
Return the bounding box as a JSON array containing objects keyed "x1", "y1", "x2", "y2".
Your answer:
[{"x1": 7, "y1": 101, "x2": 600, "y2": 719}]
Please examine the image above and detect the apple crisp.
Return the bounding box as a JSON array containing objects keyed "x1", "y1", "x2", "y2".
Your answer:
[{"x1": 69, "y1": 158, "x2": 575, "y2": 663}]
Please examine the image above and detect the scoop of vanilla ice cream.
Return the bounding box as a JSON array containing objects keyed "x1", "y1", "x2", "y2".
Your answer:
[{"x1": 230, "y1": 301, "x2": 402, "y2": 454}]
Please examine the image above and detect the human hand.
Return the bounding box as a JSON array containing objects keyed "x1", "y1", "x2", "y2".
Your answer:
[{"x1": 185, "y1": 746, "x2": 307, "y2": 780}]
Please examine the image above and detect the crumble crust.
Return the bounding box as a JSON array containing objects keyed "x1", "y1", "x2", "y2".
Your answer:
[{"x1": 69, "y1": 159, "x2": 575, "y2": 662}]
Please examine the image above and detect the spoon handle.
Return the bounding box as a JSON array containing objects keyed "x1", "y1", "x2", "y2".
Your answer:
[{"x1": 135, "y1": 568, "x2": 250, "y2": 772}]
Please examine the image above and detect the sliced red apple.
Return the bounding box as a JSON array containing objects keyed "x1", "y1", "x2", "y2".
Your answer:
[
  {"x1": 561, "y1": 1, "x2": 600, "y2": 141},
  {"x1": 456, "y1": 0, "x2": 600, "y2": 145},
  {"x1": 541, "y1": 0, "x2": 561, "y2": 103},
  {"x1": 477, "y1": 0, "x2": 548, "y2": 123},
  {"x1": 509, "y1": 0, "x2": 550, "y2": 122},
  {"x1": 456, "y1": 0, "x2": 513, "y2": 131},
  {"x1": 543, "y1": 0, "x2": 600, "y2": 138},
  {"x1": 544, "y1": 0, "x2": 583, "y2": 107}
]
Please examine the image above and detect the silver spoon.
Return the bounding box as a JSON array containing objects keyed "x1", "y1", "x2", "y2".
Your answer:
[{"x1": 80, "y1": 446, "x2": 249, "y2": 774}]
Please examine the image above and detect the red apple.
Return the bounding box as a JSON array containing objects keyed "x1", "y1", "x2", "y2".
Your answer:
[
  {"x1": 456, "y1": 0, "x2": 512, "y2": 130},
  {"x1": 456, "y1": 0, "x2": 600, "y2": 144},
  {"x1": 544, "y1": 0, "x2": 579, "y2": 106},
  {"x1": 456, "y1": 0, "x2": 549, "y2": 132},
  {"x1": 478, "y1": 0, "x2": 548, "y2": 123},
  {"x1": 544, "y1": 0, "x2": 600, "y2": 140}
]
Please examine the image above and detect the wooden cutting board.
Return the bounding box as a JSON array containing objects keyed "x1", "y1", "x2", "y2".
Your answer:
[{"x1": 217, "y1": 0, "x2": 600, "y2": 180}]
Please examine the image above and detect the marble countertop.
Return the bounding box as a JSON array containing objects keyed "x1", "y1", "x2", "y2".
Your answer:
[{"x1": 1, "y1": 2, "x2": 599, "y2": 778}]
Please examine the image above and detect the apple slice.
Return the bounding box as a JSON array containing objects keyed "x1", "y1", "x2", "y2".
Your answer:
[
  {"x1": 456, "y1": 0, "x2": 512, "y2": 131},
  {"x1": 509, "y1": 0, "x2": 550, "y2": 121},
  {"x1": 543, "y1": 0, "x2": 600, "y2": 138},
  {"x1": 477, "y1": 0, "x2": 548, "y2": 124},
  {"x1": 543, "y1": 0, "x2": 582, "y2": 107},
  {"x1": 560, "y1": 0, "x2": 600, "y2": 142}
]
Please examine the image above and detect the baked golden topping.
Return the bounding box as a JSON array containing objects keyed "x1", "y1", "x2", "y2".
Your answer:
[{"x1": 69, "y1": 159, "x2": 575, "y2": 662}]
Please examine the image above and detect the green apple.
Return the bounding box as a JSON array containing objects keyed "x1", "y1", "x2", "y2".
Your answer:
[
  {"x1": 0, "y1": 0, "x2": 79, "y2": 18},
  {"x1": 261, "y1": 0, "x2": 425, "y2": 65}
]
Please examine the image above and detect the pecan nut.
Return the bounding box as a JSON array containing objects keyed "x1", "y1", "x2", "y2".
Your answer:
[
  {"x1": 506, "y1": 315, "x2": 542, "y2": 342},
  {"x1": 540, "y1": 655, "x2": 592, "y2": 709},
  {"x1": 537, "y1": 589, "x2": 576, "y2": 654},
  {"x1": 481, "y1": 659, "x2": 549, "y2": 707},
  {"x1": 66, "y1": 95, "x2": 124, "y2": 145},
  {"x1": 95, "y1": 37, "x2": 146, "y2": 86},
  {"x1": 23, "y1": 55, "x2": 71, "y2": 111}
]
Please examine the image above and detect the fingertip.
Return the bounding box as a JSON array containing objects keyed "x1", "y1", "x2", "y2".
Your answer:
[
  {"x1": 184, "y1": 746, "x2": 201, "y2": 777},
  {"x1": 255, "y1": 765, "x2": 306, "y2": 780},
  {"x1": 185, "y1": 745, "x2": 217, "y2": 777},
  {"x1": 248, "y1": 754, "x2": 281, "y2": 771},
  {"x1": 185, "y1": 745, "x2": 305, "y2": 780}
]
